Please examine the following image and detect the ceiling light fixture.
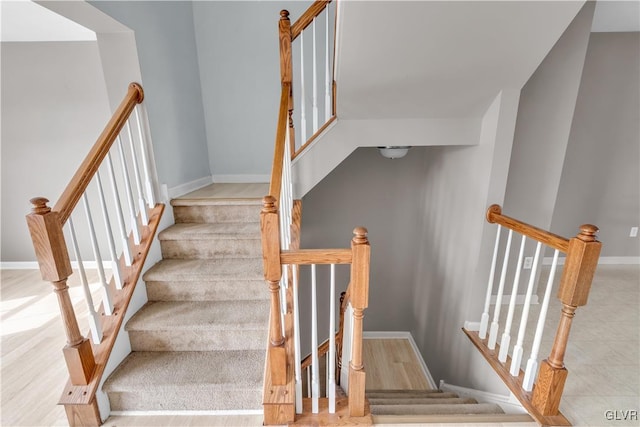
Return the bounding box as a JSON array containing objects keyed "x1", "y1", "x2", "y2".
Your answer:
[{"x1": 378, "y1": 146, "x2": 410, "y2": 159}]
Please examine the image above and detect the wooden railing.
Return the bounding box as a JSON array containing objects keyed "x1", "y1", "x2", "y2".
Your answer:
[
  {"x1": 463, "y1": 204, "x2": 601, "y2": 426},
  {"x1": 262, "y1": 1, "x2": 372, "y2": 423},
  {"x1": 26, "y1": 83, "x2": 164, "y2": 426}
]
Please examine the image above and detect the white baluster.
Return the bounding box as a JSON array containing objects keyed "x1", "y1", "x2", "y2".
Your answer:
[
  {"x1": 95, "y1": 171, "x2": 123, "y2": 290},
  {"x1": 480, "y1": 225, "x2": 502, "y2": 339},
  {"x1": 523, "y1": 249, "x2": 560, "y2": 391},
  {"x1": 125, "y1": 122, "x2": 149, "y2": 226},
  {"x1": 106, "y1": 152, "x2": 133, "y2": 266},
  {"x1": 293, "y1": 266, "x2": 303, "y2": 413},
  {"x1": 82, "y1": 193, "x2": 114, "y2": 316},
  {"x1": 134, "y1": 106, "x2": 156, "y2": 207},
  {"x1": 117, "y1": 136, "x2": 141, "y2": 245},
  {"x1": 312, "y1": 19, "x2": 319, "y2": 133},
  {"x1": 300, "y1": 31, "x2": 307, "y2": 145},
  {"x1": 328, "y1": 263, "x2": 336, "y2": 413},
  {"x1": 324, "y1": 8, "x2": 331, "y2": 122},
  {"x1": 510, "y1": 241, "x2": 542, "y2": 376},
  {"x1": 499, "y1": 234, "x2": 527, "y2": 362},
  {"x1": 68, "y1": 217, "x2": 102, "y2": 344},
  {"x1": 311, "y1": 264, "x2": 319, "y2": 413},
  {"x1": 489, "y1": 229, "x2": 513, "y2": 349}
]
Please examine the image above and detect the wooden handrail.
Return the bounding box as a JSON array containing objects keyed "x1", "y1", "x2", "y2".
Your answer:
[
  {"x1": 281, "y1": 248, "x2": 352, "y2": 265},
  {"x1": 268, "y1": 84, "x2": 291, "y2": 202},
  {"x1": 54, "y1": 83, "x2": 144, "y2": 224},
  {"x1": 486, "y1": 204, "x2": 569, "y2": 253},
  {"x1": 291, "y1": 0, "x2": 332, "y2": 40}
]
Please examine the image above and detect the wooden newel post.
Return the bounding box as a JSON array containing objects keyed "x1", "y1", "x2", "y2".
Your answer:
[
  {"x1": 26, "y1": 197, "x2": 96, "y2": 385},
  {"x1": 349, "y1": 227, "x2": 370, "y2": 417},
  {"x1": 532, "y1": 224, "x2": 601, "y2": 415},
  {"x1": 260, "y1": 196, "x2": 286, "y2": 385}
]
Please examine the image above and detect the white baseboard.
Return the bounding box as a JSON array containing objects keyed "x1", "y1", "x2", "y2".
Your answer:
[
  {"x1": 543, "y1": 256, "x2": 639, "y2": 265},
  {"x1": 363, "y1": 331, "x2": 437, "y2": 389},
  {"x1": 167, "y1": 176, "x2": 213, "y2": 199},
  {"x1": 439, "y1": 380, "x2": 526, "y2": 414},
  {"x1": 1, "y1": 261, "x2": 111, "y2": 270},
  {"x1": 212, "y1": 174, "x2": 269, "y2": 183},
  {"x1": 110, "y1": 409, "x2": 263, "y2": 416}
]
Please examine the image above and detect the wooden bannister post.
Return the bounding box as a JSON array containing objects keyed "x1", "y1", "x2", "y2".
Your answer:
[
  {"x1": 348, "y1": 227, "x2": 370, "y2": 417},
  {"x1": 260, "y1": 196, "x2": 286, "y2": 386},
  {"x1": 26, "y1": 197, "x2": 96, "y2": 385},
  {"x1": 279, "y1": 10, "x2": 293, "y2": 84},
  {"x1": 532, "y1": 224, "x2": 601, "y2": 416}
]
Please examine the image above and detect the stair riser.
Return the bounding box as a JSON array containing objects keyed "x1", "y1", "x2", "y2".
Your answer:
[
  {"x1": 160, "y1": 239, "x2": 261, "y2": 259},
  {"x1": 108, "y1": 389, "x2": 262, "y2": 411},
  {"x1": 128, "y1": 330, "x2": 266, "y2": 351},
  {"x1": 173, "y1": 205, "x2": 260, "y2": 224},
  {"x1": 145, "y1": 280, "x2": 268, "y2": 302}
]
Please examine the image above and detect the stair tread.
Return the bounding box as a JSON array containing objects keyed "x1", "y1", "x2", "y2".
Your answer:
[
  {"x1": 143, "y1": 258, "x2": 263, "y2": 281},
  {"x1": 159, "y1": 222, "x2": 260, "y2": 240},
  {"x1": 370, "y1": 402, "x2": 505, "y2": 416},
  {"x1": 368, "y1": 397, "x2": 478, "y2": 405},
  {"x1": 171, "y1": 198, "x2": 263, "y2": 207},
  {"x1": 126, "y1": 300, "x2": 269, "y2": 331},
  {"x1": 104, "y1": 350, "x2": 264, "y2": 391}
]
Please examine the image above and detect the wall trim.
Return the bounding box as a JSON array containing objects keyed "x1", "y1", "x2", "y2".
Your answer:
[
  {"x1": 110, "y1": 409, "x2": 263, "y2": 416},
  {"x1": 1, "y1": 261, "x2": 111, "y2": 270},
  {"x1": 363, "y1": 331, "x2": 437, "y2": 389},
  {"x1": 212, "y1": 174, "x2": 270, "y2": 183},
  {"x1": 167, "y1": 176, "x2": 213, "y2": 199},
  {"x1": 439, "y1": 380, "x2": 526, "y2": 414}
]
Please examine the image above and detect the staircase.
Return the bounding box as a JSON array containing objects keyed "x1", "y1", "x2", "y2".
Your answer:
[
  {"x1": 104, "y1": 188, "x2": 269, "y2": 412},
  {"x1": 368, "y1": 389, "x2": 534, "y2": 424}
]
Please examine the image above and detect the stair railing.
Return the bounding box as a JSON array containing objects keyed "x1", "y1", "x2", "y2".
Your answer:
[
  {"x1": 279, "y1": 1, "x2": 337, "y2": 159},
  {"x1": 26, "y1": 83, "x2": 164, "y2": 426},
  {"x1": 261, "y1": 2, "x2": 372, "y2": 423},
  {"x1": 463, "y1": 204, "x2": 601, "y2": 426}
]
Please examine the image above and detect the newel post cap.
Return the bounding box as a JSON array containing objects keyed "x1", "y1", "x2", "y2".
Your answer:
[
  {"x1": 280, "y1": 9, "x2": 290, "y2": 20},
  {"x1": 352, "y1": 227, "x2": 369, "y2": 245},
  {"x1": 30, "y1": 197, "x2": 51, "y2": 215},
  {"x1": 577, "y1": 224, "x2": 599, "y2": 242},
  {"x1": 262, "y1": 195, "x2": 277, "y2": 214}
]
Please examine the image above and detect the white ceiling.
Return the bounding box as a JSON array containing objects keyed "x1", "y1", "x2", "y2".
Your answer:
[
  {"x1": 592, "y1": 0, "x2": 640, "y2": 32},
  {"x1": 1, "y1": 0, "x2": 95, "y2": 42},
  {"x1": 337, "y1": 1, "x2": 588, "y2": 119}
]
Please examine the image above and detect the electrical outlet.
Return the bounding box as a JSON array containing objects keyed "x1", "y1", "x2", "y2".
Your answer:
[
  {"x1": 523, "y1": 257, "x2": 533, "y2": 269},
  {"x1": 631, "y1": 227, "x2": 638, "y2": 237}
]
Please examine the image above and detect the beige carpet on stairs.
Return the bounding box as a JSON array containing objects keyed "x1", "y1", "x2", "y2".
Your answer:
[{"x1": 103, "y1": 194, "x2": 269, "y2": 412}]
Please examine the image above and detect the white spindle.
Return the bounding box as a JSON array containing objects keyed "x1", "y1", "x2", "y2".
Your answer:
[
  {"x1": 480, "y1": 225, "x2": 502, "y2": 339},
  {"x1": 106, "y1": 152, "x2": 133, "y2": 266},
  {"x1": 95, "y1": 171, "x2": 123, "y2": 290},
  {"x1": 499, "y1": 234, "x2": 527, "y2": 362},
  {"x1": 328, "y1": 263, "x2": 336, "y2": 413},
  {"x1": 82, "y1": 193, "x2": 113, "y2": 316},
  {"x1": 117, "y1": 137, "x2": 141, "y2": 245},
  {"x1": 489, "y1": 229, "x2": 513, "y2": 349},
  {"x1": 68, "y1": 217, "x2": 102, "y2": 344},
  {"x1": 300, "y1": 31, "x2": 307, "y2": 146},
  {"x1": 293, "y1": 266, "x2": 303, "y2": 413},
  {"x1": 523, "y1": 249, "x2": 560, "y2": 391},
  {"x1": 311, "y1": 264, "x2": 319, "y2": 413},
  {"x1": 312, "y1": 19, "x2": 319, "y2": 133},
  {"x1": 510, "y1": 241, "x2": 542, "y2": 376},
  {"x1": 125, "y1": 122, "x2": 149, "y2": 226},
  {"x1": 134, "y1": 106, "x2": 156, "y2": 207},
  {"x1": 324, "y1": 7, "x2": 331, "y2": 122}
]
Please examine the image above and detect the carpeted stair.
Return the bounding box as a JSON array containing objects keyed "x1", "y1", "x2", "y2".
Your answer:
[{"x1": 103, "y1": 196, "x2": 269, "y2": 412}]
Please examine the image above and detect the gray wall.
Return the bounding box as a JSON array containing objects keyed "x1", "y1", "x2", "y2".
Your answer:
[
  {"x1": 504, "y1": 2, "x2": 594, "y2": 229},
  {"x1": 1, "y1": 41, "x2": 112, "y2": 262},
  {"x1": 551, "y1": 32, "x2": 640, "y2": 257},
  {"x1": 89, "y1": 1, "x2": 211, "y2": 190},
  {"x1": 192, "y1": 1, "x2": 311, "y2": 180}
]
